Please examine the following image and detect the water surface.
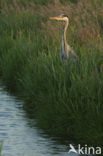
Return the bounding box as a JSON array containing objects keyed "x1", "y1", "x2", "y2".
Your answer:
[{"x1": 0, "y1": 83, "x2": 81, "y2": 156}]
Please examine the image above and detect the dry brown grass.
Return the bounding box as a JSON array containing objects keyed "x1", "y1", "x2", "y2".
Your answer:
[
  {"x1": 40, "y1": 0, "x2": 103, "y2": 50},
  {"x1": 1, "y1": 0, "x2": 103, "y2": 49}
]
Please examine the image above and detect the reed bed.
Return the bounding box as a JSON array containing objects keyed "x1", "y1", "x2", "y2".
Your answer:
[{"x1": 0, "y1": 0, "x2": 103, "y2": 145}]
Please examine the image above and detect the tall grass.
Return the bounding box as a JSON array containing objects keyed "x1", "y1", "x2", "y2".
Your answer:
[
  {"x1": 0, "y1": 0, "x2": 103, "y2": 145},
  {"x1": 18, "y1": 49, "x2": 103, "y2": 144}
]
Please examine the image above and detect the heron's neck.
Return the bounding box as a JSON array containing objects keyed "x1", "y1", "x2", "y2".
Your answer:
[{"x1": 62, "y1": 20, "x2": 68, "y2": 51}]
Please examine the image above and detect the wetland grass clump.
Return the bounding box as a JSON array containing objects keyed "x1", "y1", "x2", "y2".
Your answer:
[
  {"x1": 20, "y1": 50, "x2": 103, "y2": 144},
  {"x1": 0, "y1": 37, "x2": 34, "y2": 91},
  {"x1": 0, "y1": 0, "x2": 103, "y2": 145}
]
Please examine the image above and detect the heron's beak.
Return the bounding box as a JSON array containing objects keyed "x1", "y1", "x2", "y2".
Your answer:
[{"x1": 49, "y1": 17, "x2": 62, "y2": 21}]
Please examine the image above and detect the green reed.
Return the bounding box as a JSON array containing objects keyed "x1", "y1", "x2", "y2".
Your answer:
[{"x1": 0, "y1": 0, "x2": 103, "y2": 145}]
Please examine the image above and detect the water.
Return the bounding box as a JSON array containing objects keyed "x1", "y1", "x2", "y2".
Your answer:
[{"x1": 0, "y1": 83, "x2": 87, "y2": 156}]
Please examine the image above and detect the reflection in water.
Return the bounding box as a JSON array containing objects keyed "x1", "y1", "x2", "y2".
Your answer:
[{"x1": 0, "y1": 83, "x2": 80, "y2": 156}]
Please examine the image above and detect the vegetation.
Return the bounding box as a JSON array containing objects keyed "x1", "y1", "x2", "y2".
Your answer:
[
  {"x1": 0, "y1": 0, "x2": 103, "y2": 145},
  {"x1": 0, "y1": 142, "x2": 3, "y2": 156}
]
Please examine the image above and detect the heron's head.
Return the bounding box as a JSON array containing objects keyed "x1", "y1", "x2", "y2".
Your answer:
[{"x1": 49, "y1": 14, "x2": 69, "y2": 22}]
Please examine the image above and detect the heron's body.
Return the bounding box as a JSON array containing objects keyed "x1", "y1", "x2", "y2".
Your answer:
[{"x1": 50, "y1": 14, "x2": 78, "y2": 61}]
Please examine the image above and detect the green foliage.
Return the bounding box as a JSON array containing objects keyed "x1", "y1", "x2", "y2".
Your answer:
[
  {"x1": 1, "y1": 0, "x2": 53, "y2": 7},
  {"x1": 19, "y1": 48, "x2": 103, "y2": 144},
  {"x1": 1, "y1": 32, "x2": 103, "y2": 144},
  {"x1": 0, "y1": 37, "x2": 34, "y2": 90},
  {"x1": 33, "y1": 0, "x2": 53, "y2": 5},
  {"x1": 0, "y1": 0, "x2": 103, "y2": 145},
  {"x1": 0, "y1": 12, "x2": 42, "y2": 38},
  {"x1": 0, "y1": 141, "x2": 3, "y2": 156},
  {"x1": 60, "y1": 0, "x2": 78, "y2": 4}
]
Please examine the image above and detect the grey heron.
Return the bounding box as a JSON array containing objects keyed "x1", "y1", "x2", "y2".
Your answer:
[{"x1": 50, "y1": 14, "x2": 78, "y2": 61}]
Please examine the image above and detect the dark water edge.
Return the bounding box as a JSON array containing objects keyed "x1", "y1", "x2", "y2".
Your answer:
[
  {"x1": 0, "y1": 80, "x2": 96, "y2": 156},
  {"x1": 0, "y1": 81, "x2": 77, "y2": 156}
]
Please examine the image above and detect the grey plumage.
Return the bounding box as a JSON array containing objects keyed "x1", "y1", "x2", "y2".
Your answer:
[{"x1": 50, "y1": 14, "x2": 78, "y2": 61}]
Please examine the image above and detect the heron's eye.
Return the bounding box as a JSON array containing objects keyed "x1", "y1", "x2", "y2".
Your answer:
[{"x1": 63, "y1": 15, "x2": 68, "y2": 18}]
